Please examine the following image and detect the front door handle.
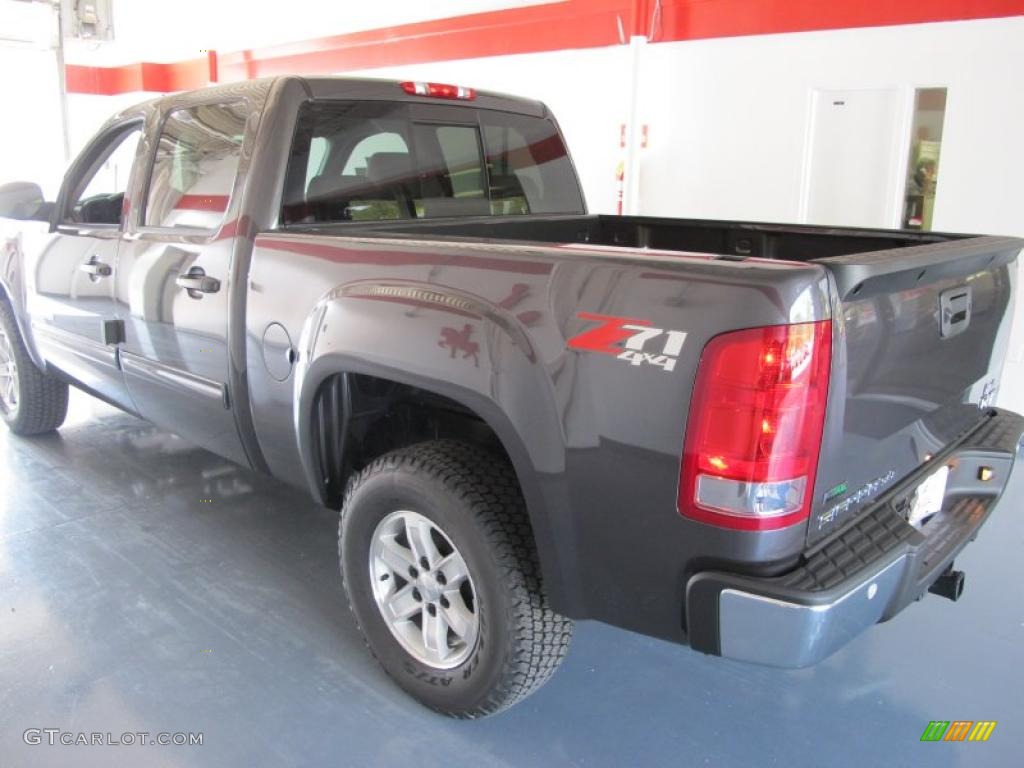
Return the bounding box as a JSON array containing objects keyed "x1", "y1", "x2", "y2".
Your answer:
[
  {"x1": 176, "y1": 267, "x2": 221, "y2": 299},
  {"x1": 79, "y1": 257, "x2": 112, "y2": 279}
]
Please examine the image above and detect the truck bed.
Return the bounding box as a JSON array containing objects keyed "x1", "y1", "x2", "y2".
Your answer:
[{"x1": 280, "y1": 213, "x2": 960, "y2": 262}]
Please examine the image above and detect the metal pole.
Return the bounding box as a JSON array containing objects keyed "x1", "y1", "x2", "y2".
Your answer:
[
  {"x1": 623, "y1": 32, "x2": 644, "y2": 216},
  {"x1": 53, "y1": 0, "x2": 71, "y2": 164}
]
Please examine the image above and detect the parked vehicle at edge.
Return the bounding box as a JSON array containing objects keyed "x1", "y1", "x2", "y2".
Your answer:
[{"x1": 1, "y1": 77, "x2": 1021, "y2": 717}]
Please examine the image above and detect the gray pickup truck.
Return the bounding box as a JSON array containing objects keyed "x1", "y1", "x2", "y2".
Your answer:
[{"x1": 1, "y1": 77, "x2": 1021, "y2": 717}]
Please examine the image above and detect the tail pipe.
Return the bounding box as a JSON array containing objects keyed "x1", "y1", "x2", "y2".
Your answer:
[{"x1": 928, "y1": 565, "x2": 965, "y2": 602}]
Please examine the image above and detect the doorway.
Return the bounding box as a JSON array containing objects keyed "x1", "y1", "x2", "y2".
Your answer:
[{"x1": 802, "y1": 88, "x2": 904, "y2": 229}]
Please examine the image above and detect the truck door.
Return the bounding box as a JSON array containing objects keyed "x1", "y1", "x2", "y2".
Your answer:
[
  {"x1": 116, "y1": 100, "x2": 251, "y2": 466},
  {"x1": 28, "y1": 119, "x2": 142, "y2": 410}
]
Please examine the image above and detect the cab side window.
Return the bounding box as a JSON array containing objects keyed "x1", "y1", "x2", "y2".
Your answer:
[
  {"x1": 281, "y1": 101, "x2": 413, "y2": 224},
  {"x1": 65, "y1": 124, "x2": 142, "y2": 226},
  {"x1": 144, "y1": 102, "x2": 249, "y2": 230}
]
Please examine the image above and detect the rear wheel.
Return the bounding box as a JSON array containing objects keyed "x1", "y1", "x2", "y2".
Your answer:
[
  {"x1": 0, "y1": 299, "x2": 68, "y2": 435},
  {"x1": 339, "y1": 440, "x2": 573, "y2": 718}
]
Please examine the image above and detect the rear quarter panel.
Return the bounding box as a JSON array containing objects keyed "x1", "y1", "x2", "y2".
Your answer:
[{"x1": 247, "y1": 232, "x2": 831, "y2": 640}]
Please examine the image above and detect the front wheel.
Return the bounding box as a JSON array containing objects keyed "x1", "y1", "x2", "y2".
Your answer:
[
  {"x1": 339, "y1": 440, "x2": 573, "y2": 718},
  {"x1": 0, "y1": 300, "x2": 68, "y2": 436}
]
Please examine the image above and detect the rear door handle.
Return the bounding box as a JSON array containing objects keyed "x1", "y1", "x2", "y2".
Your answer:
[
  {"x1": 79, "y1": 257, "x2": 112, "y2": 278},
  {"x1": 176, "y1": 267, "x2": 221, "y2": 298}
]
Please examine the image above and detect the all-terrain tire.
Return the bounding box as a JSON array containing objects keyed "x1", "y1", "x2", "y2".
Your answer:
[
  {"x1": 0, "y1": 299, "x2": 69, "y2": 435},
  {"x1": 339, "y1": 440, "x2": 573, "y2": 718}
]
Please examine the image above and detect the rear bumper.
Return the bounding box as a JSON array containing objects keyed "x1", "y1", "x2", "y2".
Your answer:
[{"x1": 686, "y1": 407, "x2": 1024, "y2": 668}]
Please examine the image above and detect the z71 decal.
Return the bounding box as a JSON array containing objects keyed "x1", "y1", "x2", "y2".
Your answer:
[{"x1": 567, "y1": 313, "x2": 687, "y2": 372}]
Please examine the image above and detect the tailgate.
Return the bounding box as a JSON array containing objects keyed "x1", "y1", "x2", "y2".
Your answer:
[{"x1": 808, "y1": 235, "x2": 1022, "y2": 544}]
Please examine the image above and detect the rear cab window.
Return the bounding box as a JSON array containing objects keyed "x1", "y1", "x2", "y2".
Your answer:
[{"x1": 280, "y1": 100, "x2": 583, "y2": 225}]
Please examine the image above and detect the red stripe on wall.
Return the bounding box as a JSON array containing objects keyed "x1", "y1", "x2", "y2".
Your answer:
[
  {"x1": 217, "y1": 0, "x2": 627, "y2": 80},
  {"x1": 66, "y1": 58, "x2": 210, "y2": 96},
  {"x1": 65, "y1": 0, "x2": 1024, "y2": 95},
  {"x1": 65, "y1": 63, "x2": 142, "y2": 95},
  {"x1": 652, "y1": 0, "x2": 1024, "y2": 41}
]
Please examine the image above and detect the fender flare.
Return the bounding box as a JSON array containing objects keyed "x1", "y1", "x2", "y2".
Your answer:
[{"x1": 290, "y1": 279, "x2": 585, "y2": 616}]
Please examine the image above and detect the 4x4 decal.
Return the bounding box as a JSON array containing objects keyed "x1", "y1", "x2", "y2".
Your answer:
[{"x1": 567, "y1": 313, "x2": 687, "y2": 372}]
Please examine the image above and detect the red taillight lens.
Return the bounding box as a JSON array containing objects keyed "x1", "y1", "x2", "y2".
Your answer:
[
  {"x1": 399, "y1": 81, "x2": 476, "y2": 100},
  {"x1": 679, "y1": 321, "x2": 832, "y2": 530}
]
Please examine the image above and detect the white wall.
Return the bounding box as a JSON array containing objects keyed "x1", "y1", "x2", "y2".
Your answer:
[
  {"x1": 0, "y1": 1, "x2": 65, "y2": 197},
  {"x1": 0, "y1": 46, "x2": 67, "y2": 198},
  {"x1": 633, "y1": 18, "x2": 1024, "y2": 235}
]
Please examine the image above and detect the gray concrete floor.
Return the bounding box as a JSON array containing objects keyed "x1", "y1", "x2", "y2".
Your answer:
[{"x1": 1, "y1": 389, "x2": 1022, "y2": 768}]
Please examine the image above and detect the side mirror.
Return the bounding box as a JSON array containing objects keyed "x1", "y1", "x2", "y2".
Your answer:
[{"x1": 0, "y1": 181, "x2": 45, "y2": 221}]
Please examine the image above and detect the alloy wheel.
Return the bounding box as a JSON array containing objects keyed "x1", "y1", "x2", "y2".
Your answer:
[
  {"x1": 368, "y1": 510, "x2": 479, "y2": 669},
  {"x1": 0, "y1": 327, "x2": 18, "y2": 415}
]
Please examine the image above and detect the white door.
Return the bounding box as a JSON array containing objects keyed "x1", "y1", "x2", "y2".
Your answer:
[{"x1": 803, "y1": 89, "x2": 903, "y2": 229}]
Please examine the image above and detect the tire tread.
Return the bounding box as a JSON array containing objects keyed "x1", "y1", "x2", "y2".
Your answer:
[
  {"x1": 339, "y1": 440, "x2": 573, "y2": 718},
  {"x1": 0, "y1": 299, "x2": 68, "y2": 436}
]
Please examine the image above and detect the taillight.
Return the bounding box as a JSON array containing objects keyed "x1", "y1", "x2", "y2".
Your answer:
[
  {"x1": 399, "y1": 81, "x2": 476, "y2": 100},
  {"x1": 679, "y1": 321, "x2": 832, "y2": 530}
]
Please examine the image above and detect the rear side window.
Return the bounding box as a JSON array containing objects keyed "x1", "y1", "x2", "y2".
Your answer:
[
  {"x1": 144, "y1": 102, "x2": 249, "y2": 230},
  {"x1": 280, "y1": 100, "x2": 583, "y2": 225},
  {"x1": 283, "y1": 101, "x2": 410, "y2": 223}
]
